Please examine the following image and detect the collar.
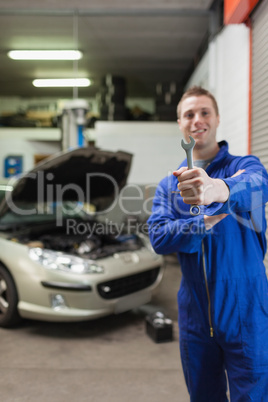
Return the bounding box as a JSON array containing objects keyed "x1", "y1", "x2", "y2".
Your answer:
[{"x1": 212, "y1": 141, "x2": 229, "y2": 163}]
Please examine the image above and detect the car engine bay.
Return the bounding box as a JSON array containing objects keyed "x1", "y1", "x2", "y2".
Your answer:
[{"x1": 6, "y1": 219, "x2": 145, "y2": 260}]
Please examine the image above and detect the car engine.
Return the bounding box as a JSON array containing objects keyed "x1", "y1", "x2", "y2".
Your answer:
[{"x1": 9, "y1": 219, "x2": 145, "y2": 260}]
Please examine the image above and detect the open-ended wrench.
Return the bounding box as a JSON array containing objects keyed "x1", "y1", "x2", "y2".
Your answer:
[{"x1": 181, "y1": 136, "x2": 201, "y2": 216}]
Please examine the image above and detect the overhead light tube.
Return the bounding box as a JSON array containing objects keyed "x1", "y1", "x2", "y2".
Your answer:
[
  {"x1": 8, "y1": 50, "x2": 82, "y2": 60},
  {"x1": 32, "y1": 78, "x2": 91, "y2": 88}
]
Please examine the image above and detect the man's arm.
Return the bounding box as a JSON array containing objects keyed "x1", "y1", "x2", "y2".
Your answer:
[
  {"x1": 148, "y1": 178, "x2": 208, "y2": 255},
  {"x1": 192, "y1": 169, "x2": 245, "y2": 230},
  {"x1": 174, "y1": 156, "x2": 268, "y2": 217},
  {"x1": 203, "y1": 213, "x2": 228, "y2": 230}
]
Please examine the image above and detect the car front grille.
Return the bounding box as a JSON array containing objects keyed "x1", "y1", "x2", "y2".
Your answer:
[{"x1": 97, "y1": 267, "x2": 161, "y2": 300}]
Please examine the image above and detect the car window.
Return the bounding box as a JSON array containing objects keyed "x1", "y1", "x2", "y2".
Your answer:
[
  {"x1": 0, "y1": 182, "x2": 97, "y2": 228},
  {"x1": 0, "y1": 185, "x2": 12, "y2": 204},
  {"x1": 0, "y1": 200, "x2": 90, "y2": 226},
  {"x1": 0, "y1": 190, "x2": 5, "y2": 204}
]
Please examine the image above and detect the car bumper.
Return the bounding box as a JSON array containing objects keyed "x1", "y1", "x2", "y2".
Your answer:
[{"x1": 18, "y1": 288, "x2": 153, "y2": 322}]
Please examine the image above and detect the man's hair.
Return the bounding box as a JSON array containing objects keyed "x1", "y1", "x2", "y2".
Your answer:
[{"x1": 177, "y1": 86, "x2": 219, "y2": 119}]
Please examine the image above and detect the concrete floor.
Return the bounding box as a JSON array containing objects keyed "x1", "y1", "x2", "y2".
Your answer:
[{"x1": 0, "y1": 256, "x2": 189, "y2": 402}]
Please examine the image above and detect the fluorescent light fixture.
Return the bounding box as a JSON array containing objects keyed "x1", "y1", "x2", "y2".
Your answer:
[
  {"x1": 32, "y1": 78, "x2": 91, "y2": 88},
  {"x1": 8, "y1": 50, "x2": 82, "y2": 60}
]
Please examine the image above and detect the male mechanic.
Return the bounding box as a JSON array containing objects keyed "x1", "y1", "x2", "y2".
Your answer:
[{"x1": 148, "y1": 86, "x2": 268, "y2": 401}]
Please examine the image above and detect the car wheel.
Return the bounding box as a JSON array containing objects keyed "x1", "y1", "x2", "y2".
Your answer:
[{"x1": 0, "y1": 264, "x2": 21, "y2": 328}]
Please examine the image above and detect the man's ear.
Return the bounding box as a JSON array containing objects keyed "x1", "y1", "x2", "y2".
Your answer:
[
  {"x1": 216, "y1": 115, "x2": 220, "y2": 127},
  {"x1": 177, "y1": 119, "x2": 181, "y2": 129}
]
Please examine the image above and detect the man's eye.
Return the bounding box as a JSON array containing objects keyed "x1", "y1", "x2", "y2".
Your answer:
[
  {"x1": 185, "y1": 113, "x2": 193, "y2": 119},
  {"x1": 202, "y1": 111, "x2": 209, "y2": 116}
]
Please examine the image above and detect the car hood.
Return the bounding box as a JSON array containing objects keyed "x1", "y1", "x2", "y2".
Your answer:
[{"x1": 0, "y1": 147, "x2": 132, "y2": 217}]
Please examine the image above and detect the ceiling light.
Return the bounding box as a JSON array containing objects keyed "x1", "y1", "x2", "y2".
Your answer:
[
  {"x1": 8, "y1": 50, "x2": 82, "y2": 60},
  {"x1": 32, "y1": 78, "x2": 91, "y2": 88}
]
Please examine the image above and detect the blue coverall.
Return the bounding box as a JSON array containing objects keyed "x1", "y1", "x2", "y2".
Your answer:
[{"x1": 148, "y1": 141, "x2": 268, "y2": 401}]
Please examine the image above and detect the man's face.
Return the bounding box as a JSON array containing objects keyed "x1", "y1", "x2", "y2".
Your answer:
[{"x1": 177, "y1": 95, "x2": 219, "y2": 151}]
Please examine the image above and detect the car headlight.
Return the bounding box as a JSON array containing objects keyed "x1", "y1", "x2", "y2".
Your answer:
[{"x1": 28, "y1": 247, "x2": 104, "y2": 274}]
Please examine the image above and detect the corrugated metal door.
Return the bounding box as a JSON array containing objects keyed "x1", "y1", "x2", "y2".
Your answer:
[{"x1": 251, "y1": 0, "x2": 268, "y2": 268}]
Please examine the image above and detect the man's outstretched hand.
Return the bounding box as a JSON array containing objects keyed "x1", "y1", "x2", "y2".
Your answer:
[
  {"x1": 173, "y1": 168, "x2": 245, "y2": 229},
  {"x1": 173, "y1": 167, "x2": 230, "y2": 206}
]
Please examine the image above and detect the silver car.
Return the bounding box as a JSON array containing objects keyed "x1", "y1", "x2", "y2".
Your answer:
[{"x1": 0, "y1": 147, "x2": 164, "y2": 327}]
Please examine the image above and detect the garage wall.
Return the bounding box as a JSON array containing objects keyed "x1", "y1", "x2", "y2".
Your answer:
[
  {"x1": 186, "y1": 51, "x2": 209, "y2": 90},
  {"x1": 0, "y1": 139, "x2": 60, "y2": 177},
  {"x1": 214, "y1": 24, "x2": 250, "y2": 155},
  {"x1": 250, "y1": 0, "x2": 268, "y2": 270},
  {"x1": 93, "y1": 121, "x2": 185, "y2": 185},
  {"x1": 251, "y1": 0, "x2": 268, "y2": 166},
  {"x1": 0, "y1": 122, "x2": 185, "y2": 186},
  {"x1": 186, "y1": 24, "x2": 250, "y2": 156},
  {"x1": 0, "y1": 128, "x2": 61, "y2": 177}
]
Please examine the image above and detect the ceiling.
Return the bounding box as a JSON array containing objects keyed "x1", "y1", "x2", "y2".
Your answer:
[{"x1": 0, "y1": 0, "x2": 220, "y2": 99}]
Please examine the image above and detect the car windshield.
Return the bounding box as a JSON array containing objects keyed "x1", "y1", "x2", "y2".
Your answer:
[
  {"x1": 0, "y1": 198, "x2": 94, "y2": 227},
  {"x1": 0, "y1": 185, "x2": 12, "y2": 204}
]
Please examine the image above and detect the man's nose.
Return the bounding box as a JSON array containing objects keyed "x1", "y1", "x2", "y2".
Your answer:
[{"x1": 193, "y1": 112, "x2": 203, "y2": 125}]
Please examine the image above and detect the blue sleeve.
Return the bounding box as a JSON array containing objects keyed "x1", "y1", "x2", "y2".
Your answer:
[
  {"x1": 147, "y1": 178, "x2": 209, "y2": 255},
  {"x1": 204, "y1": 155, "x2": 268, "y2": 216}
]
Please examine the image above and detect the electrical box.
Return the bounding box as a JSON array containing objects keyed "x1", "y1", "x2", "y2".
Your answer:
[
  {"x1": 4, "y1": 155, "x2": 23, "y2": 178},
  {"x1": 145, "y1": 311, "x2": 173, "y2": 343}
]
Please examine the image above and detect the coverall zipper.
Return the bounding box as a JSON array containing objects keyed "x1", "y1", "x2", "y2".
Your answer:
[{"x1": 202, "y1": 240, "x2": 214, "y2": 337}]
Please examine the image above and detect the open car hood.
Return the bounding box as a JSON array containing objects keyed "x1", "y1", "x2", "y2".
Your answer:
[{"x1": 0, "y1": 147, "x2": 132, "y2": 217}]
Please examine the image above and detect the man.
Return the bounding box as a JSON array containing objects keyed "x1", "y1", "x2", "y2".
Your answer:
[{"x1": 148, "y1": 86, "x2": 268, "y2": 401}]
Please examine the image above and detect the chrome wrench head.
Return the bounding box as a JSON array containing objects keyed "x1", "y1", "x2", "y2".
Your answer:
[
  {"x1": 181, "y1": 135, "x2": 195, "y2": 150},
  {"x1": 181, "y1": 136, "x2": 195, "y2": 169},
  {"x1": 181, "y1": 135, "x2": 201, "y2": 216}
]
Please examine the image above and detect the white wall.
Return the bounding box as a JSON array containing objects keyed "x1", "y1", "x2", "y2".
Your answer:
[
  {"x1": 0, "y1": 123, "x2": 185, "y2": 185},
  {"x1": 213, "y1": 24, "x2": 250, "y2": 155},
  {"x1": 186, "y1": 24, "x2": 250, "y2": 156},
  {"x1": 0, "y1": 139, "x2": 60, "y2": 177},
  {"x1": 0, "y1": 128, "x2": 61, "y2": 177},
  {"x1": 186, "y1": 52, "x2": 209, "y2": 90},
  {"x1": 92, "y1": 121, "x2": 185, "y2": 185}
]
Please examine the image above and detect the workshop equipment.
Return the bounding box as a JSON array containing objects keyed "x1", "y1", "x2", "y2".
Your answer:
[
  {"x1": 146, "y1": 311, "x2": 173, "y2": 343},
  {"x1": 181, "y1": 136, "x2": 201, "y2": 216},
  {"x1": 61, "y1": 99, "x2": 89, "y2": 150}
]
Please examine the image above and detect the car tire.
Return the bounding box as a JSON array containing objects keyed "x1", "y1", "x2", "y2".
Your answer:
[{"x1": 0, "y1": 264, "x2": 21, "y2": 328}]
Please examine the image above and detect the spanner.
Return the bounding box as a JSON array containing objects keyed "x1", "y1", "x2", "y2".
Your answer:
[{"x1": 181, "y1": 136, "x2": 201, "y2": 216}]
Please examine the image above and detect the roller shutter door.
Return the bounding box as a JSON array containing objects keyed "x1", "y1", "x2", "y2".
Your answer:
[{"x1": 251, "y1": 0, "x2": 268, "y2": 269}]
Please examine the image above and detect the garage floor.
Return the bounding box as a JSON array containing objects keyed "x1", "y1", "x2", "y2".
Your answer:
[{"x1": 0, "y1": 256, "x2": 189, "y2": 402}]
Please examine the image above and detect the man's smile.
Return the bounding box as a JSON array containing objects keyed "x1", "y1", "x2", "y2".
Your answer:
[{"x1": 192, "y1": 128, "x2": 207, "y2": 134}]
